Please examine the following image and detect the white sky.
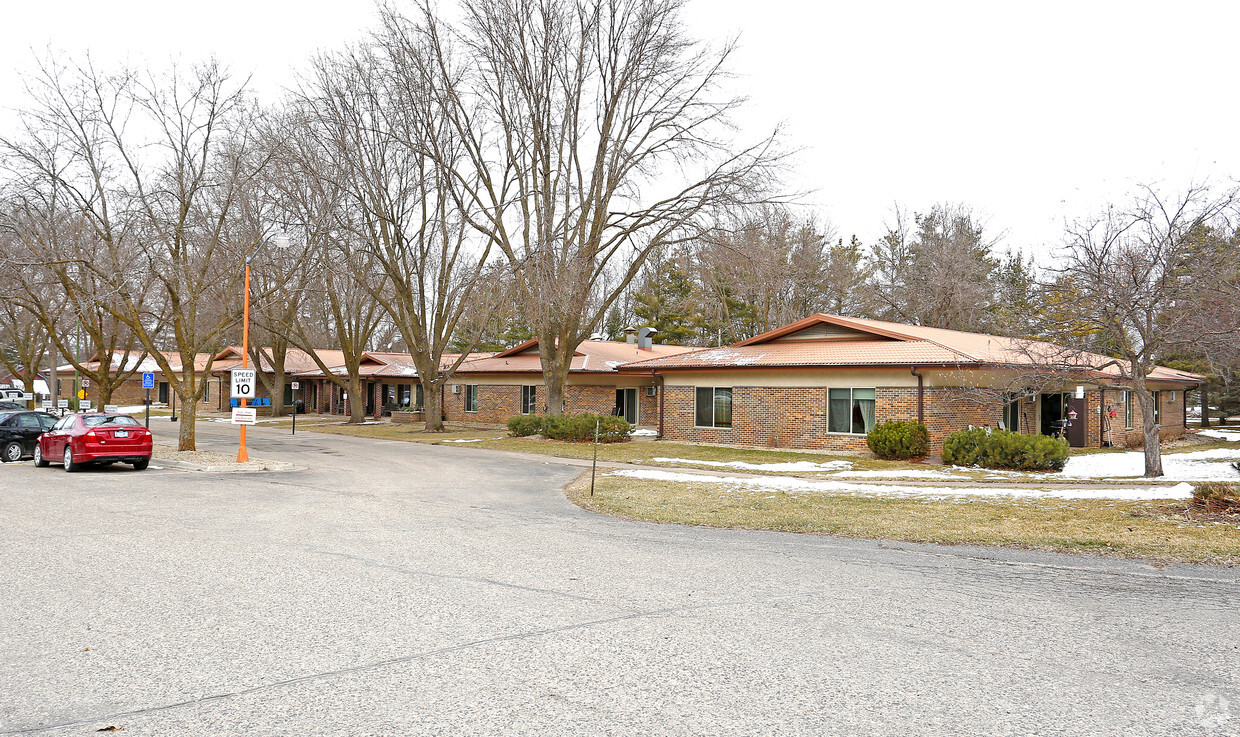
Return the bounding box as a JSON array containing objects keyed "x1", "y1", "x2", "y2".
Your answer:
[{"x1": 2, "y1": 0, "x2": 1237, "y2": 262}]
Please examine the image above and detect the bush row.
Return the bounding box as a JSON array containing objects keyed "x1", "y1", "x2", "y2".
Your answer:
[
  {"x1": 507, "y1": 413, "x2": 632, "y2": 443},
  {"x1": 942, "y1": 427, "x2": 1070, "y2": 471},
  {"x1": 865, "y1": 421, "x2": 929, "y2": 460}
]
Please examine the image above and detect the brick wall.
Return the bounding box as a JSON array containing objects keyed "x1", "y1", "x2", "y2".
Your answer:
[
  {"x1": 442, "y1": 382, "x2": 635, "y2": 425},
  {"x1": 1101, "y1": 388, "x2": 1186, "y2": 448}
]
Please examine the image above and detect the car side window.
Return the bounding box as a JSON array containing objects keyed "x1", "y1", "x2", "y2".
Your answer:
[
  {"x1": 53, "y1": 416, "x2": 74, "y2": 431},
  {"x1": 18, "y1": 414, "x2": 40, "y2": 428},
  {"x1": 39, "y1": 415, "x2": 57, "y2": 431}
]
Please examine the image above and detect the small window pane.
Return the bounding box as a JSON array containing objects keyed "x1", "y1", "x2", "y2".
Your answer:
[
  {"x1": 695, "y1": 387, "x2": 713, "y2": 427},
  {"x1": 828, "y1": 389, "x2": 851, "y2": 433},
  {"x1": 714, "y1": 388, "x2": 732, "y2": 428}
]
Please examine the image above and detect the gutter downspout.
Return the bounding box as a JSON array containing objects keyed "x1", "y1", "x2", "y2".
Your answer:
[
  {"x1": 654, "y1": 369, "x2": 664, "y2": 439},
  {"x1": 910, "y1": 366, "x2": 924, "y2": 424}
]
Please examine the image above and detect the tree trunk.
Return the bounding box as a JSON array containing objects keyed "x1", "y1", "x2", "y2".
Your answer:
[
  {"x1": 1134, "y1": 384, "x2": 1163, "y2": 477},
  {"x1": 347, "y1": 374, "x2": 366, "y2": 424},
  {"x1": 423, "y1": 379, "x2": 444, "y2": 432},
  {"x1": 177, "y1": 399, "x2": 198, "y2": 452},
  {"x1": 543, "y1": 355, "x2": 569, "y2": 417},
  {"x1": 98, "y1": 386, "x2": 113, "y2": 405}
]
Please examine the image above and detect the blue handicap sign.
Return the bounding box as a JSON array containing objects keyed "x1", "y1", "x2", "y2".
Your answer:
[
  {"x1": 230, "y1": 398, "x2": 239, "y2": 408},
  {"x1": 142, "y1": 372, "x2": 155, "y2": 389}
]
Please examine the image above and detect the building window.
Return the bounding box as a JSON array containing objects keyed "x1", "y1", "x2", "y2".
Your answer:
[
  {"x1": 1153, "y1": 391, "x2": 1162, "y2": 425},
  {"x1": 521, "y1": 385, "x2": 538, "y2": 414},
  {"x1": 828, "y1": 387, "x2": 876, "y2": 435},
  {"x1": 1002, "y1": 395, "x2": 1020, "y2": 433},
  {"x1": 464, "y1": 385, "x2": 479, "y2": 412},
  {"x1": 1123, "y1": 391, "x2": 1133, "y2": 429},
  {"x1": 694, "y1": 387, "x2": 732, "y2": 428},
  {"x1": 202, "y1": 380, "x2": 210, "y2": 404}
]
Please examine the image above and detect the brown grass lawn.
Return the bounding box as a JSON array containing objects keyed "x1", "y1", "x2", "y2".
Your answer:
[{"x1": 567, "y1": 475, "x2": 1240, "y2": 565}]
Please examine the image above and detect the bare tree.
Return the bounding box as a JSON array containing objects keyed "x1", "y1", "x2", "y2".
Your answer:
[
  {"x1": 295, "y1": 37, "x2": 498, "y2": 431},
  {"x1": 1050, "y1": 183, "x2": 1238, "y2": 476},
  {"x1": 398, "y1": 0, "x2": 783, "y2": 414},
  {"x1": 1, "y1": 55, "x2": 277, "y2": 449}
]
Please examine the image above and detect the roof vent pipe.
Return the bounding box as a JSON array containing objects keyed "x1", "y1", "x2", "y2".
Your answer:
[
  {"x1": 624, "y1": 327, "x2": 638, "y2": 344},
  {"x1": 637, "y1": 327, "x2": 658, "y2": 350}
]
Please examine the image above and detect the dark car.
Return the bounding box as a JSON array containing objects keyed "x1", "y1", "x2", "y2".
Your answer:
[
  {"x1": 35, "y1": 412, "x2": 153, "y2": 471},
  {"x1": 0, "y1": 411, "x2": 58, "y2": 462}
]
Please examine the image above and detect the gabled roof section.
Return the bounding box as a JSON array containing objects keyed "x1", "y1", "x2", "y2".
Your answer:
[
  {"x1": 457, "y1": 340, "x2": 694, "y2": 374},
  {"x1": 493, "y1": 338, "x2": 586, "y2": 359},
  {"x1": 619, "y1": 313, "x2": 1206, "y2": 385}
]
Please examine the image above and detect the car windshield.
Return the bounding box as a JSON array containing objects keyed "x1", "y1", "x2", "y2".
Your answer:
[
  {"x1": 83, "y1": 415, "x2": 140, "y2": 427},
  {"x1": 0, "y1": 412, "x2": 13, "y2": 424}
]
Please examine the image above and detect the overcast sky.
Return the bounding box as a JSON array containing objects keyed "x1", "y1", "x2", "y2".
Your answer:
[{"x1": 3, "y1": 0, "x2": 1236, "y2": 261}]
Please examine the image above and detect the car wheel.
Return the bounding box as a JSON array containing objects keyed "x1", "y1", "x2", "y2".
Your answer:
[
  {"x1": 1, "y1": 441, "x2": 21, "y2": 463},
  {"x1": 33, "y1": 443, "x2": 49, "y2": 467},
  {"x1": 132, "y1": 458, "x2": 149, "y2": 471},
  {"x1": 64, "y1": 446, "x2": 79, "y2": 473}
]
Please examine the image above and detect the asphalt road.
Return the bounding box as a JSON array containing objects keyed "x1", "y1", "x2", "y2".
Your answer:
[{"x1": 1, "y1": 420, "x2": 1237, "y2": 736}]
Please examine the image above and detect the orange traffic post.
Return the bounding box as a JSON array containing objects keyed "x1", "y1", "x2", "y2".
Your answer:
[{"x1": 237, "y1": 260, "x2": 251, "y2": 463}]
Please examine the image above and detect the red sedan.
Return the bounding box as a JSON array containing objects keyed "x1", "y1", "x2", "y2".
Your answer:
[{"x1": 35, "y1": 413, "x2": 153, "y2": 472}]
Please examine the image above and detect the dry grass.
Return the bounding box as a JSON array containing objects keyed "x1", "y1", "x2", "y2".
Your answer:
[{"x1": 567, "y1": 475, "x2": 1240, "y2": 565}]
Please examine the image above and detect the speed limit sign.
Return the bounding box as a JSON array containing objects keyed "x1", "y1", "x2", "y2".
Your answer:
[{"x1": 231, "y1": 368, "x2": 257, "y2": 399}]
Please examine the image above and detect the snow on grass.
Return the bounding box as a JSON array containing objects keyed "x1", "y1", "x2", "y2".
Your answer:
[
  {"x1": 1062, "y1": 448, "x2": 1240, "y2": 481},
  {"x1": 650, "y1": 456, "x2": 853, "y2": 472},
  {"x1": 826, "y1": 469, "x2": 971, "y2": 480},
  {"x1": 631, "y1": 428, "x2": 658, "y2": 437},
  {"x1": 1199, "y1": 429, "x2": 1240, "y2": 442},
  {"x1": 608, "y1": 469, "x2": 1194, "y2": 501},
  {"x1": 442, "y1": 437, "x2": 504, "y2": 443}
]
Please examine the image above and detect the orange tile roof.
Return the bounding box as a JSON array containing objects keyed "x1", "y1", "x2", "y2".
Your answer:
[
  {"x1": 621, "y1": 314, "x2": 1205, "y2": 385},
  {"x1": 456, "y1": 340, "x2": 694, "y2": 375}
]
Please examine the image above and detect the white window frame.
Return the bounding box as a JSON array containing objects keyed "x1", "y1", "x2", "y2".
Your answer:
[
  {"x1": 464, "y1": 385, "x2": 479, "y2": 413},
  {"x1": 1123, "y1": 390, "x2": 1133, "y2": 429},
  {"x1": 521, "y1": 385, "x2": 538, "y2": 414},
  {"x1": 827, "y1": 387, "x2": 877, "y2": 436},
  {"x1": 694, "y1": 387, "x2": 732, "y2": 429}
]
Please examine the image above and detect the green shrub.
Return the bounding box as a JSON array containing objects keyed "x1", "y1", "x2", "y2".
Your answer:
[
  {"x1": 866, "y1": 420, "x2": 929, "y2": 460},
  {"x1": 540, "y1": 413, "x2": 632, "y2": 443},
  {"x1": 942, "y1": 427, "x2": 1070, "y2": 471},
  {"x1": 507, "y1": 415, "x2": 543, "y2": 437},
  {"x1": 941, "y1": 427, "x2": 989, "y2": 467}
]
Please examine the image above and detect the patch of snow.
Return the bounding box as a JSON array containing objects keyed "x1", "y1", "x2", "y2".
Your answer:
[
  {"x1": 1199, "y1": 429, "x2": 1240, "y2": 442},
  {"x1": 828, "y1": 469, "x2": 971, "y2": 480},
  {"x1": 631, "y1": 428, "x2": 658, "y2": 437},
  {"x1": 607, "y1": 469, "x2": 1194, "y2": 501},
  {"x1": 1062, "y1": 448, "x2": 1240, "y2": 481},
  {"x1": 650, "y1": 457, "x2": 853, "y2": 472},
  {"x1": 443, "y1": 438, "x2": 484, "y2": 443},
  {"x1": 117, "y1": 405, "x2": 151, "y2": 414},
  {"x1": 689, "y1": 348, "x2": 772, "y2": 366}
]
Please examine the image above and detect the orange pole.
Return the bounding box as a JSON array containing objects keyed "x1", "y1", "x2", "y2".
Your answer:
[{"x1": 238, "y1": 260, "x2": 251, "y2": 462}]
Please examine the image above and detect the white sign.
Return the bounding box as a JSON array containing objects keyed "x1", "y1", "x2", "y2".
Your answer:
[
  {"x1": 81, "y1": 379, "x2": 90, "y2": 388},
  {"x1": 57, "y1": 399, "x2": 69, "y2": 409},
  {"x1": 231, "y1": 407, "x2": 257, "y2": 425},
  {"x1": 290, "y1": 381, "x2": 299, "y2": 390},
  {"x1": 41, "y1": 400, "x2": 52, "y2": 409},
  {"x1": 80, "y1": 400, "x2": 93, "y2": 411},
  {"x1": 104, "y1": 404, "x2": 119, "y2": 413},
  {"x1": 22, "y1": 393, "x2": 33, "y2": 401},
  {"x1": 231, "y1": 369, "x2": 257, "y2": 399},
  {"x1": 1074, "y1": 385, "x2": 1085, "y2": 399}
]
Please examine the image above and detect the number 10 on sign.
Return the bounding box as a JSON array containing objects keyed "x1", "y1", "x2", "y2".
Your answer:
[{"x1": 231, "y1": 369, "x2": 256, "y2": 399}]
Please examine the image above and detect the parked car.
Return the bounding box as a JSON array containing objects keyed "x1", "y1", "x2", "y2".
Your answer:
[
  {"x1": 34, "y1": 413, "x2": 153, "y2": 472},
  {"x1": 0, "y1": 401, "x2": 25, "y2": 412},
  {"x1": 0, "y1": 411, "x2": 58, "y2": 462}
]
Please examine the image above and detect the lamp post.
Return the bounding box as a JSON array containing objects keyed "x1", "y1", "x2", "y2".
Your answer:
[{"x1": 237, "y1": 234, "x2": 290, "y2": 463}]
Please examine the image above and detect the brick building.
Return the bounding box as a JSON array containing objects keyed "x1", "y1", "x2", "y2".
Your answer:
[
  {"x1": 441, "y1": 337, "x2": 696, "y2": 428},
  {"x1": 620, "y1": 314, "x2": 1200, "y2": 453}
]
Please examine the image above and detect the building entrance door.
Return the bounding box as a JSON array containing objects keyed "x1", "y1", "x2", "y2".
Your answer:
[{"x1": 615, "y1": 388, "x2": 638, "y2": 424}]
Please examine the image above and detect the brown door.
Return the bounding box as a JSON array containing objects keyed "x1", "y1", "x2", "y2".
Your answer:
[{"x1": 1066, "y1": 396, "x2": 1087, "y2": 448}]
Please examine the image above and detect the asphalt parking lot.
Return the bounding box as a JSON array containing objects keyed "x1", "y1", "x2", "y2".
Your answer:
[{"x1": 2, "y1": 421, "x2": 1238, "y2": 736}]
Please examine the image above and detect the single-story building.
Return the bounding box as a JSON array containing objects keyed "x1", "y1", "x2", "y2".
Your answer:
[
  {"x1": 442, "y1": 335, "x2": 696, "y2": 427},
  {"x1": 618, "y1": 314, "x2": 1202, "y2": 453},
  {"x1": 67, "y1": 351, "x2": 214, "y2": 409}
]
